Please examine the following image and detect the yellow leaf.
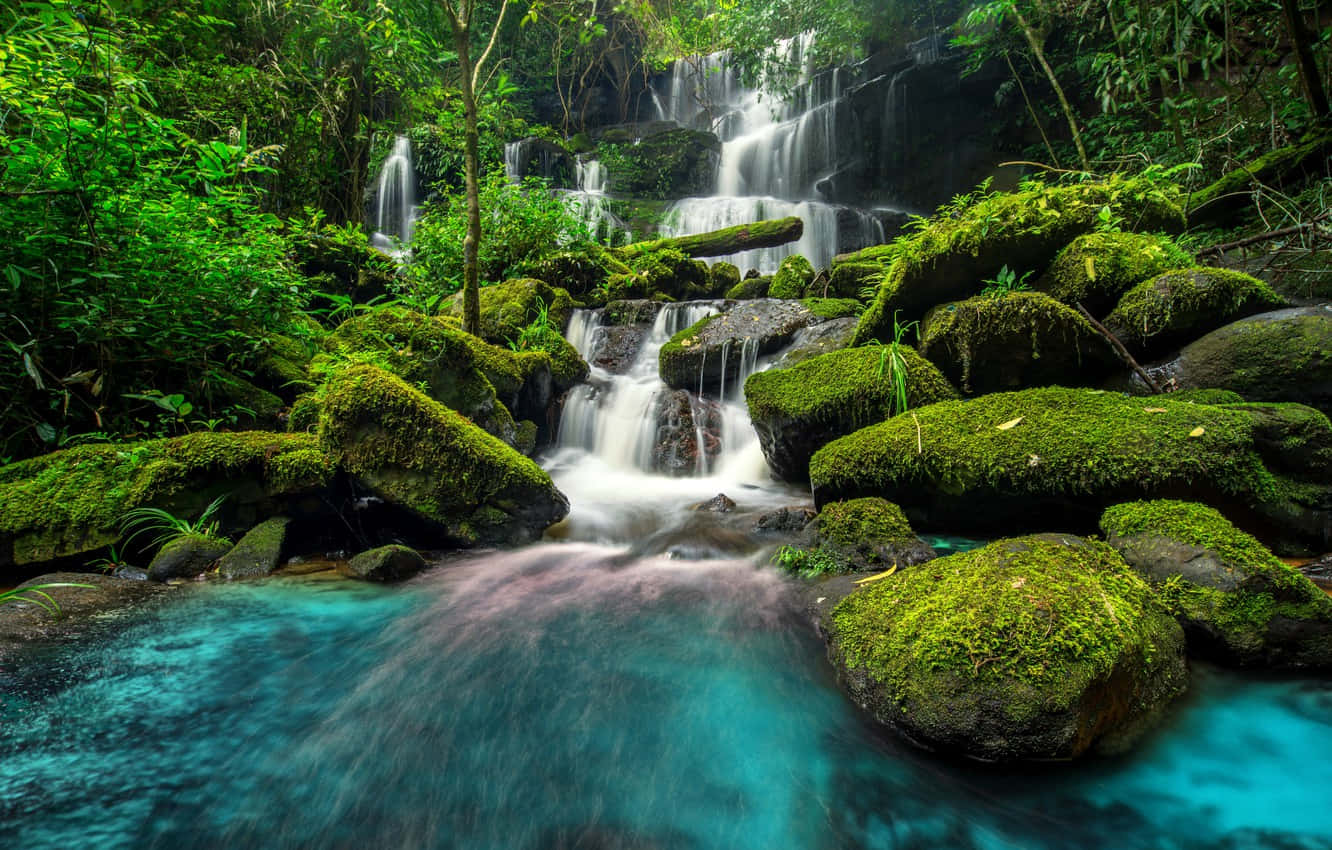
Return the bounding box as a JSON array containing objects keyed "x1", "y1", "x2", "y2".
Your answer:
[
  {"x1": 1084, "y1": 256, "x2": 1096, "y2": 282},
  {"x1": 996, "y1": 416, "x2": 1023, "y2": 430},
  {"x1": 1189, "y1": 426, "x2": 1206, "y2": 437},
  {"x1": 1143, "y1": 407, "x2": 1167, "y2": 413},
  {"x1": 854, "y1": 566, "x2": 898, "y2": 585}
]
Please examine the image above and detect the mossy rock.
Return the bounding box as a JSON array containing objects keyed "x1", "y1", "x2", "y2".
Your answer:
[
  {"x1": 828, "y1": 261, "x2": 889, "y2": 299},
  {"x1": 599, "y1": 127, "x2": 721, "y2": 199},
  {"x1": 625, "y1": 249, "x2": 711, "y2": 301},
  {"x1": 291, "y1": 231, "x2": 397, "y2": 311},
  {"x1": 770, "y1": 318, "x2": 858, "y2": 369},
  {"x1": 810, "y1": 498, "x2": 935, "y2": 572},
  {"x1": 852, "y1": 176, "x2": 1186, "y2": 345},
  {"x1": 345, "y1": 544, "x2": 427, "y2": 582},
  {"x1": 515, "y1": 245, "x2": 630, "y2": 298},
  {"x1": 441, "y1": 278, "x2": 575, "y2": 346},
  {"x1": 287, "y1": 393, "x2": 322, "y2": 434},
  {"x1": 798, "y1": 298, "x2": 862, "y2": 320},
  {"x1": 1039, "y1": 231, "x2": 1194, "y2": 314},
  {"x1": 725, "y1": 276, "x2": 770, "y2": 300},
  {"x1": 1163, "y1": 307, "x2": 1332, "y2": 415},
  {"x1": 825, "y1": 533, "x2": 1187, "y2": 761},
  {"x1": 147, "y1": 533, "x2": 232, "y2": 582},
  {"x1": 770, "y1": 255, "x2": 815, "y2": 299},
  {"x1": 317, "y1": 364, "x2": 568, "y2": 547},
  {"x1": 204, "y1": 370, "x2": 284, "y2": 426},
  {"x1": 745, "y1": 345, "x2": 958, "y2": 482},
  {"x1": 808, "y1": 387, "x2": 1332, "y2": 546},
  {"x1": 919, "y1": 292, "x2": 1117, "y2": 394},
  {"x1": 1102, "y1": 268, "x2": 1286, "y2": 358},
  {"x1": 252, "y1": 334, "x2": 318, "y2": 402},
  {"x1": 218, "y1": 516, "x2": 290, "y2": 580},
  {"x1": 0, "y1": 432, "x2": 335, "y2": 574},
  {"x1": 709, "y1": 262, "x2": 741, "y2": 297},
  {"x1": 1101, "y1": 500, "x2": 1332, "y2": 668}
]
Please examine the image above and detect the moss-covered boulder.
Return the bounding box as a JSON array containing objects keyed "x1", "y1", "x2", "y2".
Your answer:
[
  {"x1": 317, "y1": 364, "x2": 568, "y2": 547},
  {"x1": 852, "y1": 177, "x2": 1186, "y2": 345},
  {"x1": 1101, "y1": 500, "x2": 1332, "y2": 668},
  {"x1": 0, "y1": 432, "x2": 335, "y2": 576},
  {"x1": 769, "y1": 255, "x2": 815, "y2": 299},
  {"x1": 1039, "y1": 231, "x2": 1194, "y2": 314},
  {"x1": 599, "y1": 127, "x2": 720, "y2": 199},
  {"x1": 252, "y1": 333, "x2": 318, "y2": 402},
  {"x1": 205, "y1": 370, "x2": 285, "y2": 427},
  {"x1": 725, "y1": 276, "x2": 770, "y2": 300},
  {"x1": 810, "y1": 498, "x2": 935, "y2": 572},
  {"x1": 659, "y1": 300, "x2": 840, "y2": 392},
  {"x1": 346, "y1": 544, "x2": 427, "y2": 582},
  {"x1": 218, "y1": 516, "x2": 290, "y2": 580},
  {"x1": 809, "y1": 387, "x2": 1332, "y2": 546},
  {"x1": 918, "y1": 292, "x2": 1117, "y2": 394},
  {"x1": 147, "y1": 533, "x2": 232, "y2": 582},
  {"x1": 291, "y1": 229, "x2": 397, "y2": 313},
  {"x1": 708, "y1": 261, "x2": 741, "y2": 297},
  {"x1": 441, "y1": 278, "x2": 575, "y2": 346},
  {"x1": 516, "y1": 245, "x2": 631, "y2": 298},
  {"x1": 624, "y1": 248, "x2": 711, "y2": 301},
  {"x1": 1102, "y1": 268, "x2": 1286, "y2": 358},
  {"x1": 745, "y1": 345, "x2": 958, "y2": 482},
  {"x1": 825, "y1": 534, "x2": 1187, "y2": 761},
  {"x1": 1163, "y1": 307, "x2": 1332, "y2": 414}
]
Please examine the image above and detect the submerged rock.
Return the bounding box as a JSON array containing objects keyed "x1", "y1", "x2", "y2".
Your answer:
[
  {"x1": 1101, "y1": 500, "x2": 1332, "y2": 668},
  {"x1": 824, "y1": 534, "x2": 1187, "y2": 761},
  {"x1": 346, "y1": 544, "x2": 427, "y2": 582},
  {"x1": 148, "y1": 533, "x2": 232, "y2": 581},
  {"x1": 745, "y1": 345, "x2": 957, "y2": 482},
  {"x1": 809, "y1": 387, "x2": 1332, "y2": 547},
  {"x1": 218, "y1": 517, "x2": 291, "y2": 580}
]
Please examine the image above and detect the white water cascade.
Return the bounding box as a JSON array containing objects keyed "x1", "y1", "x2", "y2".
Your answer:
[
  {"x1": 504, "y1": 140, "x2": 630, "y2": 245},
  {"x1": 370, "y1": 135, "x2": 418, "y2": 259},
  {"x1": 653, "y1": 33, "x2": 890, "y2": 273}
]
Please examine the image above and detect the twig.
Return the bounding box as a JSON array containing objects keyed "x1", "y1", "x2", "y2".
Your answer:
[
  {"x1": 1076, "y1": 302, "x2": 1161, "y2": 394},
  {"x1": 1197, "y1": 211, "x2": 1331, "y2": 256}
]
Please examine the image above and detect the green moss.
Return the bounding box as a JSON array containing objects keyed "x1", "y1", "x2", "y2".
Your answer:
[
  {"x1": 816, "y1": 497, "x2": 916, "y2": 548},
  {"x1": 799, "y1": 297, "x2": 863, "y2": 320},
  {"x1": 1165, "y1": 389, "x2": 1245, "y2": 405},
  {"x1": 852, "y1": 176, "x2": 1187, "y2": 345},
  {"x1": 0, "y1": 432, "x2": 331, "y2": 565},
  {"x1": 286, "y1": 393, "x2": 322, "y2": 434},
  {"x1": 726, "y1": 277, "x2": 770, "y2": 300},
  {"x1": 206, "y1": 371, "x2": 284, "y2": 422},
  {"x1": 746, "y1": 344, "x2": 957, "y2": 424},
  {"x1": 1190, "y1": 130, "x2": 1332, "y2": 214},
  {"x1": 623, "y1": 248, "x2": 710, "y2": 300},
  {"x1": 596, "y1": 128, "x2": 720, "y2": 199},
  {"x1": 829, "y1": 535, "x2": 1175, "y2": 720},
  {"x1": 918, "y1": 291, "x2": 1108, "y2": 393},
  {"x1": 441, "y1": 278, "x2": 575, "y2": 345},
  {"x1": 659, "y1": 313, "x2": 723, "y2": 362},
  {"x1": 809, "y1": 387, "x2": 1278, "y2": 518},
  {"x1": 1174, "y1": 307, "x2": 1332, "y2": 405},
  {"x1": 770, "y1": 254, "x2": 815, "y2": 299},
  {"x1": 828, "y1": 261, "x2": 891, "y2": 299},
  {"x1": 709, "y1": 262, "x2": 740, "y2": 296},
  {"x1": 1104, "y1": 268, "x2": 1286, "y2": 352},
  {"x1": 1040, "y1": 231, "x2": 1194, "y2": 311},
  {"x1": 514, "y1": 245, "x2": 630, "y2": 297},
  {"x1": 316, "y1": 364, "x2": 564, "y2": 544}
]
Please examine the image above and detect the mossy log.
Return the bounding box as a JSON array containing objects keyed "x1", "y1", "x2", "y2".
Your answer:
[
  {"x1": 614, "y1": 217, "x2": 804, "y2": 260},
  {"x1": 1189, "y1": 130, "x2": 1332, "y2": 222}
]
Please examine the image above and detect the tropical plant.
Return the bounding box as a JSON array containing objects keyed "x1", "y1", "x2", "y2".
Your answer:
[
  {"x1": 873, "y1": 311, "x2": 919, "y2": 416},
  {"x1": 770, "y1": 544, "x2": 844, "y2": 579},
  {"x1": 120, "y1": 495, "x2": 230, "y2": 552},
  {"x1": 0, "y1": 583, "x2": 95, "y2": 618},
  {"x1": 981, "y1": 265, "x2": 1034, "y2": 299},
  {"x1": 508, "y1": 296, "x2": 561, "y2": 352}
]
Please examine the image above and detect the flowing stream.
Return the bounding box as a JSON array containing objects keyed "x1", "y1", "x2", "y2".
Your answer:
[{"x1": 3, "y1": 313, "x2": 1332, "y2": 849}]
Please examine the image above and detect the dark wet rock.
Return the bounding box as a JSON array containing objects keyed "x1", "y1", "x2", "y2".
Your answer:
[
  {"x1": 754, "y1": 505, "x2": 817, "y2": 534},
  {"x1": 598, "y1": 127, "x2": 720, "y2": 199},
  {"x1": 771, "y1": 318, "x2": 858, "y2": 369},
  {"x1": 1160, "y1": 306, "x2": 1332, "y2": 414},
  {"x1": 602, "y1": 299, "x2": 663, "y2": 326},
  {"x1": 0, "y1": 571, "x2": 172, "y2": 661},
  {"x1": 824, "y1": 534, "x2": 1188, "y2": 761},
  {"x1": 345, "y1": 544, "x2": 426, "y2": 582},
  {"x1": 652, "y1": 390, "x2": 721, "y2": 477},
  {"x1": 113, "y1": 566, "x2": 149, "y2": 581},
  {"x1": 1300, "y1": 553, "x2": 1332, "y2": 581},
  {"x1": 218, "y1": 517, "x2": 290, "y2": 580},
  {"x1": 148, "y1": 533, "x2": 232, "y2": 582},
  {"x1": 590, "y1": 325, "x2": 647, "y2": 374},
  {"x1": 1102, "y1": 500, "x2": 1332, "y2": 668},
  {"x1": 690, "y1": 493, "x2": 736, "y2": 513},
  {"x1": 659, "y1": 299, "x2": 844, "y2": 393}
]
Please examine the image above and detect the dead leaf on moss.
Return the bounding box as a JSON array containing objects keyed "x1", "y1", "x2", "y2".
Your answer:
[{"x1": 996, "y1": 416, "x2": 1023, "y2": 430}]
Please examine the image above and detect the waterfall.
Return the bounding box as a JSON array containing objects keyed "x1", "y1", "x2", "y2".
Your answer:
[
  {"x1": 652, "y1": 33, "x2": 892, "y2": 274},
  {"x1": 504, "y1": 139, "x2": 630, "y2": 245},
  {"x1": 370, "y1": 135, "x2": 417, "y2": 258}
]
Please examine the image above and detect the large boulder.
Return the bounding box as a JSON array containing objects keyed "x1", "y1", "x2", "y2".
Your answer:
[
  {"x1": 218, "y1": 517, "x2": 291, "y2": 580},
  {"x1": 769, "y1": 254, "x2": 815, "y2": 299},
  {"x1": 0, "y1": 572, "x2": 171, "y2": 662},
  {"x1": 824, "y1": 534, "x2": 1187, "y2": 761},
  {"x1": 1038, "y1": 231, "x2": 1194, "y2": 314},
  {"x1": 745, "y1": 345, "x2": 958, "y2": 482},
  {"x1": 652, "y1": 390, "x2": 721, "y2": 476},
  {"x1": 659, "y1": 300, "x2": 843, "y2": 392},
  {"x1": 0, "y1": 432, "x2": 335, "y2": 577},
  {"x1": 809, "y1": 387, "x2": 1332, "y2": 547},
  {"x1": 918, "y1": 292, "x2": 1117, "y2": 394},
  {"x1": 1101, "y1": 500, "x2": 1332, "y2": 668},
  {"x1": 1161, "y1": 306, "x2": 1332, "y2": 414},
  {"x1": 770, "y1": 318, "x2": 858, "y2": 369},
  {"x1": 598, "y1": 127, "x2": 720, "y2": 199},
  {"x1": 441, "y1": 278, "x2": 575, "y2": 346},
  {"x1": 808, "y1": 498, "x2": 935, "y2": 572},
  {"x1": 317, "y1": 364, "x2": 569, "y2": 547},
  {"x1": 852, "y1": 177, "x2": 1186, "y2": 345},
  {"x1": 1102, "y1": 268, "x2": 1286, "y2": 359}
]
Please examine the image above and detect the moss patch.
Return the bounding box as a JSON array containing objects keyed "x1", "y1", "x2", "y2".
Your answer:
[
  {"x1": 799, "y1": 297, "x2": 863, "y2": 320},
  {"x1": 441, "y1": 278, "x2": 575, "y2": 345},
  {"x1": 1040, "y1": 231, "x2": 1194, "y2": 313},
  {"x1": 770, "y1": 254, "x2": 815, "y2": 299},
  {"x1": 726, "y1": 276, "x2": 770, "y2": 300},
  {"x1": 1103, "y1": 268, "x2": 1286, "y2": 356}
]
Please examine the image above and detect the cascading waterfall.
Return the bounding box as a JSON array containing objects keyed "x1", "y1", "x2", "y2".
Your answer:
[
  {"x1": 653, "y1": 33, "x2": 889, "y2": 273},
  {"x1": 370, "y1": 134, "x2": 418, "y2": 258},
  {"x1": 503, "y1": 139, "x2": 630, "y2": 244}
]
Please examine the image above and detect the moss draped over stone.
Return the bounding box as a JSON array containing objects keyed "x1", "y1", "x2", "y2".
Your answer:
[
  {"x1": 826, "y1": 533, "x2": 1187, "y2": 761},
  {"x1": 810, "y1": 498, "x2": 935, "y2": 572},
  {"x1": 809, "y1": 387, "x2": 1332, "y2": 545},
  {"x1": 317, "y1": 364, "x2": 568, "y2": 546},
  {"x1": 851, "y1": 176, "x2": 1186, "y2": 346},
  {"x1": 1101, "y1": 499, "x2": 1332, "y2": 668},
  {"x1": 440, "y1": 277, "x2": 575, "y2": 345},
  {"x1": 1038, "y1": 231, "x2": 1194, "y2": 314},
  {"x1": 745, "y1": 345, "x2": 958, "y2": 482},
  {"x1": 769, "y1": 254, "x2": 815, "y2": 299},
  {"x1": 0, "y1": 432, "x2": 333, "y2": 570}
]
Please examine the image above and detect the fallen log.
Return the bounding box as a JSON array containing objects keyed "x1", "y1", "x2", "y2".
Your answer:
[
  {"x1": 1188, "y1": 130, "x2": 1332, "y2": 223},
  {"x1": 614, "y1": 216, "x2": 804, "y2": 260}
]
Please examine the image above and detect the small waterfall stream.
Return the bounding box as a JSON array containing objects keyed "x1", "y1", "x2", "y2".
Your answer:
[{"x1": 369, "y1": 134, "x2": 418, "y2": 258}]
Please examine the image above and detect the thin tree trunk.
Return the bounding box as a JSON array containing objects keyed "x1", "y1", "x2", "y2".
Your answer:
[
  {"x1": 1012, "y1": 5, "x2": 1090, "y2": 170},
  {"x1": 1279, "y1": 0, "x2": 1331, "y2": 123},
  {"x1": 450, "y1": 18, "x2": 483, "y2": 336}
]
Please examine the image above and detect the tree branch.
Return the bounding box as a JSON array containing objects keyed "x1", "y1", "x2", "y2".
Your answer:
[
  {"x1": 1076, "y1": 302, "x2": 1161, "y2": 394},
  {"x1": 472, "y1": 0, "x2": 511, "y2": 90}
]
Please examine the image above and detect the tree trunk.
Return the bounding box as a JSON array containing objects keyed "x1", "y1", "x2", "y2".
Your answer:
[
  {"x1": 1012, "y1": 5, "x2": 1090, "y2": 171},
  {"x1": 451, "y1": 21, "x2": 483, "y2": 337},
  {"x1": 1279, "y1": 0, "x2": 1331, "y2": 123},
  {"x1": 615, "y1": 217, "x2": 805, "y2": 259}
]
